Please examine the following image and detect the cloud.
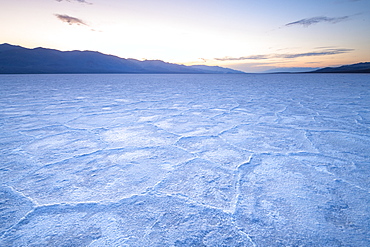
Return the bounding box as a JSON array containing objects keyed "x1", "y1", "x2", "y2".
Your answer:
[
  {"x1": 55, "y1": 14, "x2": 87, "y2": 26},
  {"x1": 214, "y1": 48, "x2": 353, "y2": 62},
  {"x1": 277, "y1": 48, "x2": 353, "y2": 58},
  {"x1": 285, "y1": 16, "x2": 349, "y2": 27},
  {"x1": 215, "y1": 55, "x2": 269, "y2": 61},
  {"x1": 55, "y1": 0, "x2": 91, "y2": 4}
]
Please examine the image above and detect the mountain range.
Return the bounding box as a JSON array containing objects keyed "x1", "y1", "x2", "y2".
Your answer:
[
  {"x1": 0, "y1": 44, "x2": 243, "y2": 74},
  {"x1": 1, "y1": 44, "x2": 369, "y2": 74},
  {"x1": 309, "y1": 62, "x2": 370, "y2": 73}
]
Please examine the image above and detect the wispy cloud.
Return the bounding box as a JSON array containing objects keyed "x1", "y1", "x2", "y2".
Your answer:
[
  {"x1": 55, "y1": 14, "x2": 87, "y2": 26},
  {"x1": 56, "y1": 0, "x2": 91, "y2": 4},
  {"x1": 285, "y1": 16, "x2": 349, "y2": 27},
  {"x1": 214, "y1": 48, "x2": 353, "y2": 61},
  {"x1": 215, "y1": 55, "x2": 269, "y2": 61},
  {"x1": 277, "y1": 48, "x2": 353, "y2": 58}
]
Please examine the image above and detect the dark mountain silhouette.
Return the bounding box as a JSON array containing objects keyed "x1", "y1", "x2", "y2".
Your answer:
[
  {"x1": 310, "y1": 62, "x2": 370, "y2": 73},
  {"x1": 0, "y1": 44, "x2": 244, "y2": 74}
]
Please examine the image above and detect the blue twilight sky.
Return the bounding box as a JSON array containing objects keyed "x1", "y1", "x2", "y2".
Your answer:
[{"x1": 0, "y1": 0, "x2": 369, "y2": 72}]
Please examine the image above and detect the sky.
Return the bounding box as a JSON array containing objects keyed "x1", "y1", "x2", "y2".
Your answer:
[{"x1": 1, "y1": 0, "x2": 369, "y2": 72}]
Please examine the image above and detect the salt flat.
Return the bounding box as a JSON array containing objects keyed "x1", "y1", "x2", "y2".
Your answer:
[{"x1": 1, "y1": 74, "x2": 369, "y2": 246}]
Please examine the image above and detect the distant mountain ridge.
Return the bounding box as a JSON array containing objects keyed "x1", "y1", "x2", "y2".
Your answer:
[
  {"x1": 310, "y1": 62, "x2": 370, "y2": 73},
  {"x1": 0, "y1": 44, "x2": 244, "y2": 74}
]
